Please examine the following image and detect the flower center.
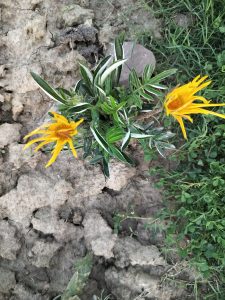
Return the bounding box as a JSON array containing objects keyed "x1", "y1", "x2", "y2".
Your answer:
[
  {"x1": 167, "y1": 96, "x2": 184, "y2": 111},
  {"x1": 55, "y1": 125, "x2": 74, "y2": 139}
]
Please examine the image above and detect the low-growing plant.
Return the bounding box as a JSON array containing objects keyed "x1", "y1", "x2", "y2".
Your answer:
[
  {"x1": 53, "y1": 254, "x2": 93, "y2": 300},
  {"x1": 24, "y1": 35, "x2": 178, "y2": 176}
]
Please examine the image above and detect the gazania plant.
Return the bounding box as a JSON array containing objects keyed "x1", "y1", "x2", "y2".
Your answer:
[{"x1": 24, "y1": 35, "x2": 225, "y2": 176}]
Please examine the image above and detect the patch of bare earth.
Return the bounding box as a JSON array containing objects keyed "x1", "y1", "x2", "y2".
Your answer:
[{"x1": 0, "y1": 1, "x2": 192, "y2": 299}]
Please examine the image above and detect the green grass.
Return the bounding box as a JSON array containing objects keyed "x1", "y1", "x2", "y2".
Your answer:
[
  {"x1": 138, "y1": 0, "x2": 225, "y2": 94},
  {"x1": 135, "y1": 0, "x2": 225, "y2": 299}
]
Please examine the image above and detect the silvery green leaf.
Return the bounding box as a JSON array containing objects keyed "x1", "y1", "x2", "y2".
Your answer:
[
  {"x1": 90, "y1": 127, "x2": 111, "y2": 154},
  {"x1": 31, "y1": 72, "x2": 65, "y2": 104},
  {"x1": 144, "y1": 86, "x2": 164, "y2": 97},
  {"x1": 68, "y1": 103, "x2": 92, "y2": 113},
  {"x1": 121, "y1": 129, "x2": 131, "y2": 151},
  {"x1": 95, "y1": 85, "x2": 106, "y2": 96},
  {"x1": 94, "y1": 55, "x2": 112, "y2": 77},
  {"x1": 149, "y1": 83, "x2": 167, "y2": 89},
  {"x1": 131, "y1": 133, "x2": 154, "y2": 139},
  {"x1": 109, "y1": 145, "x2": 133, "y2": 165},
  {"x1": 149, "y1": 68, "x2": 177, "y2": 84},
  {"x1": 79, "y1": 63, "x2": 93, "y2": 83},
  {"x1": 159, "y1": 132, "x2": 176, "y2": 140},
  {"x1": 139, "y1": 90, "x2": 154, "y2": 101},
  {"x1": 143, "y1": 64, "x2": 154, "y2": 80},
  {"x1": 100, "y1": 59, "x2": 127, "y2": 85}
]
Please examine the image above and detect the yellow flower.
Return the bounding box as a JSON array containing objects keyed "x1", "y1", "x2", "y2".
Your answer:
[
  {"x1": 164, "y1": 75, "x2": 225, "y2": 139},
  {"x1": 24, "y1": 112, "x2": 83, "y2": 167}
]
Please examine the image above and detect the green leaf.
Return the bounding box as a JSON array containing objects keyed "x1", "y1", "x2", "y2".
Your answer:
[
  {"x1": 103, "y1": 155, "x2": 110, "y2": 177},
  {"x1": 61, "y1": 254, "x2": 93, "y2": 300},
  {"x1": 94, "y1": 55, "x2": 112, "y2": 78},
  {"x1": 89, "y1": 155, "x2": 103, "y2": 164},
  {"x1": 68, "y1": 103, "x2": 92, "y2": 113},
  {"x1": 143, "y1": 64, "x2": 154, "y2": 81},
  {"x1": 109, "y1": 145, "x2": 134, "y2": 165},
  {"x1": 114, "y1": 34, "x2": 125, "y2": 85},
  {"x1": 121, "y1": 129, "x2": 131, "y2": 151},
  {"x1": 149, "y1": 68, "x2": 177, "y2": 84},
  {"x1": 90, "y1": 127, "x2": 111, "y2": 154},
  {"x1": 83, "y1": 137, "x2": 92, "y2": 159},
  {"x1": 106, "y1": 126, "x2": 125, "y2": 143},
  {"x1": 79, "y1": 64, "x2": 94, "y2": 96},
  {"x1": 31, "y1": 72, "x2": 65, "y2": 103},
  {"x1": 100, "y1": 59, "x2": 127, "y2": 85},
  {"x1": 114, "y1": 34, "x2": 125, "y2": 61},
  {"x1": 131, "y1": 133, "x2": 154, "y2": 139},
  {"x1": 144, "y1": 86, "x2": 164, "y2": 97}
]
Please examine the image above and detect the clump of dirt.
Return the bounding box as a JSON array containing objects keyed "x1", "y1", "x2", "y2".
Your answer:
[{"x1": 0, "y1": 1, "x2": 192, "y2": 299}]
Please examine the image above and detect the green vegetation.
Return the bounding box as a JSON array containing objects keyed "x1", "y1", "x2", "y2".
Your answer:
[
  {"x1": 53, "y1": 254, "x2": 93, "y2": 300},
  {"x1": 30, "y1": 36, "x2": 176, "y2": 176},
  {"x1": 136, "y1": 0, "x2": 225, "y2": 298}
]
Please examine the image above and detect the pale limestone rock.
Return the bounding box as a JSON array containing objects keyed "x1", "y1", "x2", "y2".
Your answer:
[
  {"x1": 31, "y1": 207, "x2": 83, "y2": 242},
  {"x1": 106, "y1": 161, "x2": 136, "y2": 191},
  {"x1": 9, "y1": 64, "x2": 42, "y2": 94},
  {"x1": 0, "y1": 123, "x2": 21, "y2": 148},
  {"x1": 8, "y1": 143, "x2": 41, "y2": 169},
  {"x1": 62, "y1": 5, "x2": 94, "y2": 26},
  {"x1": 0, "y1": 268, "x2": 16, "y2": 293},
  {"x1": 99, "y1": 23, "x2": 116, "y2": 47},
  {"x1": 0, "y1": 173, "x2": 73, "y2": 227},
  {"x1": 15, "y1": 0, "x2": 42, "y2": 10},
  {"x1": 40, "y1": 47, "x2": 85, "y2": 89},
  {"x1": 105, "y1": 267, "x2": 179, "y2": 300},
  {"x1": 12, "y1": 284, "x2": 48, "y2": 300},
  {"x1": 83, "y1": 211, "x2": 117, "y2": 259},
  {"x1": 29, "y1": 240, "x2": 61, "y2": 268},
  {"x1": 12, "y1": 94, "x2": 24, "y2": 120},
  {"x1": 113, "y1": 237, "x2": 166, "y2": 268},
  {"x1": 0, "y1": 220, "x2": 21, "y2": 260}
]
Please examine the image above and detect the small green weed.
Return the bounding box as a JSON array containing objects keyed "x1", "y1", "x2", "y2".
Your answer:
[{"x1": 53, "y1": 254, "x2": 93, "y2": 300}]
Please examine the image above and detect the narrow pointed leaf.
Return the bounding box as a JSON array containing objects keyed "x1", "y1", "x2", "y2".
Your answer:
[
  {"x1": 149, "y1": 68, "x2": 177, "y2": 84},
  {"x1": 90, "y1": 127, "x2": 111, "y2": 154},
  {"x1": 31, "y1": 72, "x2": 65, "y2": 103},
  {"x1": 94, "y1": 55, "x2": 112, "y2": 78},
  {"x1": 121, "y1": 129, "x2": 131, "y2": 151},
  {"x1": 68, "y1": 103, "x2": 92, "y2": 113},
  {"x1": 100, "y1": 59, "x2": 127, "y2": 85}
]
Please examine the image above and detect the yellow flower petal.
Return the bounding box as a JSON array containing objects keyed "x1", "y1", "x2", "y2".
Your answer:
[
  {"x1": 68, "y1": 139, "x2": 78, "y2": 158},
  {"x1": 45, "y1": 141, "x2": 65, "y2": 167},
  {"x1": 23, "y1": 137, "x2": 46, "y2": 149},
  {"x1": 174, "y1": 115, "x2": 187, "y2": 140},
  {"x1": 24, "y1": 113, "x2": 83, "y2": 166},
  {"x1": 164, "y1": 75, "x2": 225, "y2": 138}
]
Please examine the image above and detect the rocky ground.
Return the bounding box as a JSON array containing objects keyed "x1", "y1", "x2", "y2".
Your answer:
[{"x1": 0, "y1": 1, "x2": 193, "y2": 299}]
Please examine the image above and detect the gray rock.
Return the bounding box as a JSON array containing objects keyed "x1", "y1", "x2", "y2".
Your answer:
[
  {"x1": 0, "y1": 173, "x2": 73, "y2": 227},
  {"x1": 83, "y1": 211, "x2": 117, "y2": 259},
  {"x1": 29, "y1": 240, "x2": 61, "y2": 268},
  {"x1": 31, "y1": 207, "x2": 83, "y2": 242},
  {"x1": 0, "y1": 123, "x2": 21, "y2": 148},
  {"x1": 62, "y1": 5, "x2": 94, "y2": 26},
  {"x1": 0, "y1": 267, "x2": 16, "y2": 294},
  {"x1": 107, "y1": 42, "x2": 156, "y2": 86},
  {"x1": 0, "y1": 220, "x2": 21, "y2": 260},
  {"x1": 11, "y1": 284, "x2": 48, "y2": 300},
  {"x1": 106, "y1": 161, "x2": 136, "y2": 191},
  {"x1": 113, "y1": 237, "x2": 167, "y2": 268},
  {"x1": 105, "y1": 267, "x2": 176, "y2": 300}
]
